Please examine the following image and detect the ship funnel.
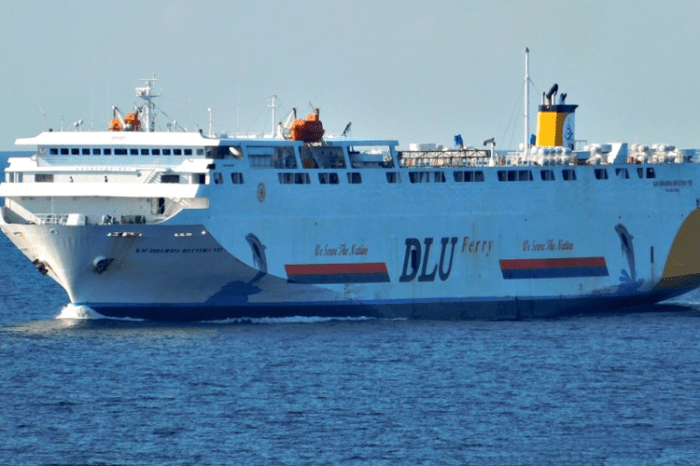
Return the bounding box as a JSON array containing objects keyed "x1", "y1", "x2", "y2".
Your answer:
[{"x1": 536, "y1": 85, "x2": 578, "y2": 150}]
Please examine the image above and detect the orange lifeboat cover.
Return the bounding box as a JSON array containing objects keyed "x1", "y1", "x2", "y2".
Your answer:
[
  {"x1": 124, "y1": 113, "x2": 141, "y2": 131},
  {"x1": 109, "y1": 119, "x2": 123, "y2": 131},
  {"x1": 290, "y1": 112, "x2": 324, "y2": 143}
]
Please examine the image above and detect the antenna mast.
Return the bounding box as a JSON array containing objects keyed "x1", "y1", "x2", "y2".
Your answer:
[
  {"x1": 523, "y1": 47, "x2": 530, "y2": 156},
  {"x1": 268, "y1": 96, "x2": 278, "y2": 137},
  {"x1": 136, "y1": 74, "x2": 160, "y2": 132}
]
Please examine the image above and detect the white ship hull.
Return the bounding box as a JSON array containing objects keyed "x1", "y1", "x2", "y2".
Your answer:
[{"x1": 2, "y1": 161, "x2": 699, "y2": 321}]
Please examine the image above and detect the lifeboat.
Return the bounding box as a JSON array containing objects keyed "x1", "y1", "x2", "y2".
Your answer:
[
  {"x1": 290, "y1": 109, "x2": 324, "y2": 143},
  {"x1": 124, "y1": 113, "x2": 141, "y2": 131},
  {"x1": 108, "y1": 119, "x2": 123, "y2": 131}
]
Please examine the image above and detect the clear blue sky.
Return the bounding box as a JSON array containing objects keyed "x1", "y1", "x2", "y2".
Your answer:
[{"x1": 2, "y1": 0, "x2": 699, "y2": 150}]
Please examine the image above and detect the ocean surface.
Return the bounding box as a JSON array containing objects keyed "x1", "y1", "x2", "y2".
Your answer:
[{"x1": 2, "y1": 233, "x2": 700, "y2": 464}]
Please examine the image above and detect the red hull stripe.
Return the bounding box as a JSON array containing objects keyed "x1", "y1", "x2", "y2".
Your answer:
[
  {"x1": 286, "y1": 263, "x2": 389, "y2": 275},
  {"x1": 285, "y1": 263, "x2": 391, "y2": 284},
  {"x1": 499, "y1": 257, "x2": 607, "y2": 270}
]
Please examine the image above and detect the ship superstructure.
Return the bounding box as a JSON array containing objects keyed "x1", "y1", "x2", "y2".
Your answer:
[{"x1": 2, "y1": 71, "x2": 700, "y2": 321}]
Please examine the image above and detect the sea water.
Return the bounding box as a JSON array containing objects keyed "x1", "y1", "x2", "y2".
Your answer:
[{"x1": 2, "y1": 232, "x2": 700, "y2": 465}]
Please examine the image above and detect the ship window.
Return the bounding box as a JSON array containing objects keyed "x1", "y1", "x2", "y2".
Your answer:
[
  {"x1": 637, "y1": 167, "x2": 644, "y2": 179},
  {"x1": 152, "y1": 149, "x2": 160, "y2": 156},
  {"x1": 49, "y1": 148, "x2": 58, "y2": 155},
  {"x1": 130, "y1": 148, "x2": 139, "y2": 155},
  {"x1": 104, "y1": 148, "x2": 112, "y2": 155},
  {"x1": 347, "y1": 172, "x2": 362, "y2": 184},
  {"x1": 194, "y1": 174, "x2": 206, "y2": 184},
  {"x1": 497, "y1": 170, "x2": 514, "y2": 181},
  {"x1": 646, "y1": 167, "x2": 656, "y2": 179},
  {"x1": 518, "y1": 170, "x2": 533, "y2": 181},
  {"x1": 594, "y1": 168, "x2": 609, "y2": 180},
  {"x1": 184, "y1": 149, "x2": 193, "y2": 156},
  {"x1": 60, "y1": 148, "x2": 69, "y2": 155},
  {"x1": 409, "y1": 171, "x2": 434, "y2": 183},
  {"x1": 82, "y1": 148, "x2": 91, "y2": 155},
  {"x1": 295, "y1": 173, "x2": 311, "y2": 184},
  {"x1": 434, "y1": 172, "x2": 446, "y2": 183},
  {"x1": 278, "y1": 173, "x2": 311, "y2": 184},
  {"x1": 386, "y1": 172, "x2": 401, "y2": 183},
  {"x1": 562, "y1": 169, "x2": 577, "y2": 181},
  {"x1": 35, "y1": 174, "x2": 54, "y2": 183},
  {"x1": 231, "y1": 172, "x2": 244, "y2": 184},
  {"x1": 249, "y1": 147, "x2": 297, "y2": 169},
  {"x1": 196, "y1": 149, "x2": 204, "y2": 156},
  {"x1": 163, "y1": 149, "x2": 171, "y2": 156},
  {"x1": 71, "y1": 148, "x2": 79, "y2": 155},
  {"x1": 301, "y1": 146, "x2": 346, "y2": 169},
  {"x1": 174, "y1": 149, "x2": 182, "y2": 156},
  {"x1": 615, "y1": 168, "x2": 629, "y2": 179},
  {"x1": 454, "y1": 170, "x2": 485, "y2": 182},
  {"x1": 540, "y1": 169, "x2": 555, "y2": 181},
  {"x1": 497, "y1": 170, "x2": 533, "y2": 181},
  {"x1": 115, "y1": 148, "x2": 127, "y2": 156},
  {"x1": 161, "y1": 174, "x2": 180, "y2": 184},
  {"x1": 319, "y1": 173, "x2": 340, "y2": 184},
  {"x1": 141, "y1": 148, "x2": 149, "y2": 155},
  {"x1": 206, "y1": 147, "x2": 228, "y2": 159},
  {"x1": 93, "y1": 148, "x2": 101, "y2": 155},
  {"x1": 213, "y1": 173, "x2": 224, "y2": 184}
]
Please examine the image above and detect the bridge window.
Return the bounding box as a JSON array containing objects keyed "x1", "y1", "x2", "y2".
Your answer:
[
  {"x1": 130, "y1": 148, "x2": 139, "y2": 155},
  {"x1": 163, "y1": 149, "x2": 171, "y2": 156},
  {"x1": 49, "y1": 148, "x2": 59, "y2": 155},
  {"x1": 115, "y1": 148, "x2": 127, "y2": 156},
  {"x1": 104, "y1": 148, "x2": 112, "y2": 155},
  {"x1": 161, "y1": 174, "x2": 180, "y2": 184},
  {"x1": 82, "y1": 148, "x2": 91, "y2": 155},
  {"x1": 60, "y1": 148, "x2": 69, "y2": 155},
  {"x1": 93, "y1": 148, "x2": 102, "y2": 155}
]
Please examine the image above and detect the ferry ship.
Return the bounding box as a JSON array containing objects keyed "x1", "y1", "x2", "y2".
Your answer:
[{"x1": 2, "y1": 64, "x2": 700, "y2": 321}]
